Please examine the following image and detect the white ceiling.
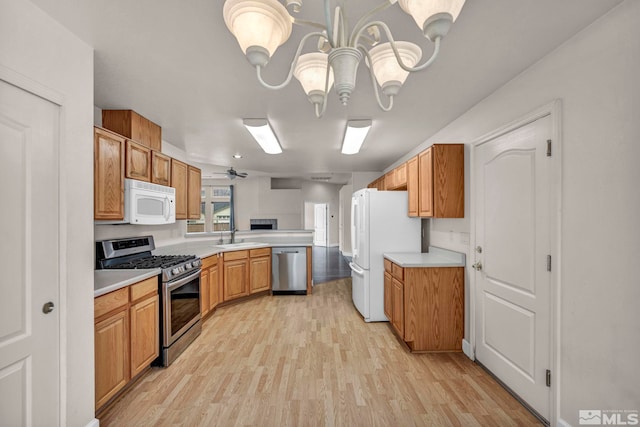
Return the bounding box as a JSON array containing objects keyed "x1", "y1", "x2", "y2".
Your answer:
[{"x1": 31, "y1": 0, "x2": 622, "y2": 184}]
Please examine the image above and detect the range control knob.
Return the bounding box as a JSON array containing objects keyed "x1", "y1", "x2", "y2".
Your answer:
[
  {"x1": 172, "y1": 268, "x2": 179, "y2": 275},
  {"x1": 186, "y1": 262, "x2": 192, "y2": 269}
]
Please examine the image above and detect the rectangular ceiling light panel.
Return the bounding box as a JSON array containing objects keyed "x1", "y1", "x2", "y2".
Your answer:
[
  {"x1": 341, "y1": 119, "x2": 372, "y2": 155},
  {"x1": 243, "y1": 119, "x2": 282, "y2": 154}
]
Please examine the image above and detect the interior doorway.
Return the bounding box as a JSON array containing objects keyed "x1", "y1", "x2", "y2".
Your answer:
[
  {"x1": 471, "y1": 103, "x2": 560, "y2": 423},
  {"x1": 313, "y1": 203, "x2": 328, "y2": 246}
]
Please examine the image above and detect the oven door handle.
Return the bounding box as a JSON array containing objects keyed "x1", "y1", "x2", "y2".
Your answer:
[{"x1": 165, "y1": 269, "x2": 201, "y2": 292}]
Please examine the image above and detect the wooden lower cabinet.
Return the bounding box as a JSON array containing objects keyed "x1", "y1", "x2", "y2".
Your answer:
[
  {"x1": 94, "y1": 308, "x2": 129, "y2": 410},
  {"x1": 129, "y1": 294, "x2": 159, "y2": 377},
  {"x1": 383, "y1": 258, "x2": 464, "y2": 352},
  {"x1": 94, "y1": 276, "x2": 159, "y2": 411},
  {"x1": 201, "y1": 254, "x2": 220, "y2": 317},
  {"x1": 249, "y1": 248, "x2": 271, "y2": 294},
  {"x1": 223, "y1": 252, "x2": 249, "y2": 301}
]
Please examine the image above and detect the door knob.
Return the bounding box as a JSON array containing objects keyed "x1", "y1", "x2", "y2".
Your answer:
[
  {"x1": 472, "y1": 261, "x2": 482, "y2": 271},
  {"x1": 42, "y1": 302, "x2": 55, "y2": 314}
]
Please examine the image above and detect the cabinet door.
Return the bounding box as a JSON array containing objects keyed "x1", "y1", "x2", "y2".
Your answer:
[
  {"x1": 200, "y1": 268, "x2": 210, "y2": 317},
  {"x1": 209, "y1": 264, "x2": 219, "y2": 311},
  {"x1": 95, "y1": 308, "x2": 129, "y2": 409},
  {"x1": 384, "y1": 272, "x2": 392, "y2": 320},
  {"x1": 223, "y1": 259, "x2": 249, "y2": 301},
  {"x1": 384, "y1": 170, "x2": 395, "y2": 190},
  {"x1": 407, "y1": 156, "x2": 419, "y2": 217},
  {"x1": 391, "y1": 278, "x2": 404, "y2": 338},
  {"x1": 94, "y1": 128, "x2": 125, "y2": 220},
  {"x1": 125, "y1": 140, "x2": 151, "y2": 182},
  {"x1": 151, "y1": 151, "x2": 171, "y2": 186},
  {"x1": 432, "y1": 144, "x2": 465, "y2": 218},
  {"x1": 418, "y1": 147, "x2": 434, "y2": 217},
  {"x1": 250, "y1": 256, "x2": 271, "y2": 294},
  {"x1": 130, "y1": 294, "x2": 159, "y2": 378},
  {"x1": 395, "y1": 163, "x2": 407, "y2": 189},
  {"x1": 187, "y1": 166, "x2": 201, "y2": 219},
  {"x1": 171, "y1": 159, "x2": 188, "y2": 219}
]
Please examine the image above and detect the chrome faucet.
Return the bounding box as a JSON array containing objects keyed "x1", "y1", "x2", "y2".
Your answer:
[{"x1": 230, "y1": 228, "x2": 236, "y2": 244}]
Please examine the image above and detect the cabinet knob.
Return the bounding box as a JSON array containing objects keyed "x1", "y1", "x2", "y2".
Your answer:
[{"x1": 472, "y1": 261, "x2": 482, "y2": 271}]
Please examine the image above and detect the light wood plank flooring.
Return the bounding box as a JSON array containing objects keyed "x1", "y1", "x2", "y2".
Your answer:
[{"x1": 99, "y1": 279, "x2": 542, "y2": 426}]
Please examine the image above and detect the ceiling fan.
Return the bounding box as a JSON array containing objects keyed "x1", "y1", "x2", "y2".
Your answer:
[{"x1": 213, "y1": 167, "x2": 248, "y2": 180}]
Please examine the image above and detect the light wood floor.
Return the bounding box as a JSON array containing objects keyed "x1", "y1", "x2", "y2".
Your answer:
[{"x1": 99, "y1": 279, "x2": 542, "y2": 426}]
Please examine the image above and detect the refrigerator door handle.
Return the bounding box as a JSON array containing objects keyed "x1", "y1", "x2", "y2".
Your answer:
[
  {"x1": 351, "y1": 198, "x2": 359, "y2": 260},
  {"x1": 349, "y1": 262, "x2": 365, "y2": 276}
]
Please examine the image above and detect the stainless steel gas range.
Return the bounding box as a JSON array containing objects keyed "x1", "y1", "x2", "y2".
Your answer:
[{"x1": 96, "y1": 235, "x2": 202, "y2": 366}]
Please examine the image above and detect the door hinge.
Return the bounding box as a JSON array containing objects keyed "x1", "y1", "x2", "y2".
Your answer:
[
  {"x1": 547, "y1": 255, "x2": 552, "y2": 272},
  {"x1": 546, "y1": 139, "x2": 552, "y2": 157},
  {"x1": 546, "y1": 369, "x2": 551, "y2": 387}
]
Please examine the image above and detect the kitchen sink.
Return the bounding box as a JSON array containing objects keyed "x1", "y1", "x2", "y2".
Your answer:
[{"x1": 215, "y1": 242, "x2": 266, "y2": 249}]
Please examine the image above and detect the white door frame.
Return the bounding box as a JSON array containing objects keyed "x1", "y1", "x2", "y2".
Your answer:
[
  {"x1": 469, "y1": 100, "x2": 562, "y2": 425},
  {"x1": 0, "y1": 64, "x2": 66, "y2": 426}
]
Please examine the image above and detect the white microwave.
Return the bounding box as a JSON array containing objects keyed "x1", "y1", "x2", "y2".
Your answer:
[{"x1": 97, "y1": 179, "x2": 176, "y2": 225}]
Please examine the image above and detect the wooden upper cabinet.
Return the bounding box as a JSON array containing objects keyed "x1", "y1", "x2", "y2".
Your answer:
[
  {"x1": 418, "y1": 147, "x2": 434, "y2": 217},
  {"x1": 384, "y1": 170, "x2": 395, "y2": 190},
  {"x1": 94, "y1": 127, "x2": 125, "y2": 220},
  {"x1": 125, "y1": 140, "x2": 151, "y2": 182},
  {"x1": 393, "y1": 163, "x2": 407, "y2": 189},
  {"x1": 407, "y1": 156, "x2": 419, "y2": 217},
  {"x1": 418, "y1": 144, "x2": 464, "y2": 218},
  {"x1": 171, "y1": 159, "x2": 188, "y2": 220},
  {"x1": 187, "y1": 166, "x2": 201, "y2": 220},
  {"x1": 151, "y1": 151, "x2": 171, "y2": 186},
  {"x1": 102, "y1": 109, "x2": 162, "y2": 151}
]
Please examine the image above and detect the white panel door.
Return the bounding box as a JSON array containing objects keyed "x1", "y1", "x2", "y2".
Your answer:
[
  {"x1": 313, "y1": 203, "x2": 327, "y2": 246},
  {"x1": 474, "y1": 115, "x2": 551, "y2": 419},
  {"x1": 0, "y1": 80, "x2": 60, "y2": 426}
]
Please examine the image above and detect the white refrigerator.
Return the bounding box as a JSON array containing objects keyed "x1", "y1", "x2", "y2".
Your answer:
[{"x1": 350, "y1": 188, "x2": 421, "y2": 322}]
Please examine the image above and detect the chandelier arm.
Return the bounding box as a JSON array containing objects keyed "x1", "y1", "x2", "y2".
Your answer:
[
  {"x1": 293, "y1": 18, "x2": 328, "y2": 31},
  {"x1": 254, "y1": 31, "x2": 329, "y2": 91},
  {"x1": 313, "y1": 52, "x2": 334, "y2": 118},
  {"x1": 355, "y1": 21, "x2": 442, "y2": 73},
  {"x1": 359, "y1": 46, "x2": 394, "y2": 112},
  {"x1": 348, "y1": 1, "x2": 394, "y2": 46},
  {"x1": 324, "y1": 0, "x2": 335, "y2": 47}
]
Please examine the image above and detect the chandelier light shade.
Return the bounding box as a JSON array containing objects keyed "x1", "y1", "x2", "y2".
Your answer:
[
  {"x1": 369, "y1": 41, "x2": 422, "y2": 96},
  {"x1": 294, "y1": 52, "x2": 335, "y2": 98},
  {"x1": 398, "y1": 0, "x2": 466, "y2": 40},
  {"x1": 223, "y1": 0, "x2": 466, "y2": 120},
  {"x1": 223, "y1": 0, "x2": 292, "y2": 58}
]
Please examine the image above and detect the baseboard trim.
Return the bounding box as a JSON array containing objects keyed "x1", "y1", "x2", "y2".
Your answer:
[
  {"x1": 85, "y1": 418, "x2": 100, "y2": 427},
  {"x1": 462, "y1": 339, "x2": 474, "y2": 360},
  {"x1": 557, "y1": 418, "x2": 572, "y2": 427}
]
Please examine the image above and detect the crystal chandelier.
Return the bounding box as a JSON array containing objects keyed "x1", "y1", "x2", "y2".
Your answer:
[{"x1": 223, "y1": 0, "x2": 465, "y2": 118}]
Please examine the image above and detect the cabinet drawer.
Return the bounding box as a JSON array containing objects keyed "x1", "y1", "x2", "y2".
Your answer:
[
  {"x1": 392, "y1": 263, "x2": 404, "y2": 281},
  {"x1": 224, "y1": 250, "x2": 248, "y2": 261},
  {"x1": 384, "y1": 258, "x2": 392, "y2": 273},
  {"x1": 249, "y1": 248, "x2": 271, "y2": 258},
  {"x1": 129, "y1": 276, "x2": 158, "y2": 302},
  {"x1": 95, "y1": 287, "x2": 129, "y2": 318},
  {"x1": 201, "y1": 254, "x2": 218, "y2": 269}
]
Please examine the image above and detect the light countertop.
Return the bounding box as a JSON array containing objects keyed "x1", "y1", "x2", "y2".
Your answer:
[
  {"x1": 95, "y1": 235, "x2": 313, "y2": 297},
  {"x1": 94, "y1": 269, "x2": 161, "y2": 297},
  {"x1": 384, "y1": 247, "x2": 466, "y2": 268}
]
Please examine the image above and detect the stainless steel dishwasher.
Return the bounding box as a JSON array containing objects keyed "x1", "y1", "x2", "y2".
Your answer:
[{"x1": 272, "y1": 247, "x2": 307, "y2": 295}]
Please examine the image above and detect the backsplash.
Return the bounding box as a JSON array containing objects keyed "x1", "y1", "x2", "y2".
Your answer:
[{"x1": 94, "y1": 221, "x2": 187, "y2": 247}]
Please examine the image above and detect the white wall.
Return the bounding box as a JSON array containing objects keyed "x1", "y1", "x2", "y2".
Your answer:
[
  {"x1": 387, "y1": 1, "x2": 640, "y2": 424},
  {"x1": 350, "y1": 171, "x2": 382, "y2": 191},
  {"x1": 233, "y1": 177, "x2": 341, "y2": 245},
  {"x1": 0, "y1": 0, "x2": 95, "y2": 425}
]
